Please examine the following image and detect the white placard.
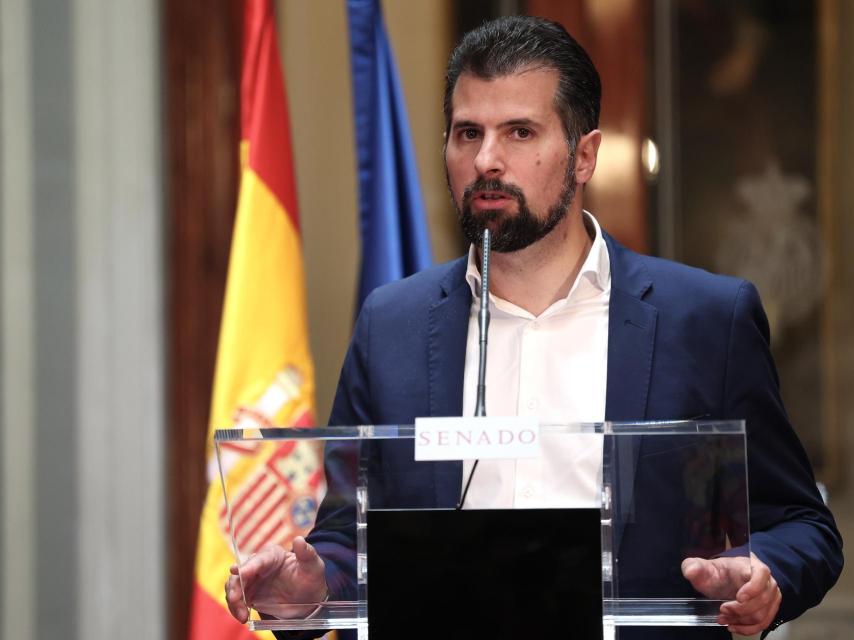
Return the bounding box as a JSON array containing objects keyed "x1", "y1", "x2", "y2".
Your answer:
[{"x1": 414, "y1": 416, "x2": 540, "y2": 461}]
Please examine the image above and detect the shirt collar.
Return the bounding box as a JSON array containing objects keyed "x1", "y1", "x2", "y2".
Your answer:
[{"x1": 465, "y1": 210, "x2": 611, "y2": 304}]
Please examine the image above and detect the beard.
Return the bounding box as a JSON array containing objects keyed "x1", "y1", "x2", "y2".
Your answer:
[{"x1": 455, "y1": 168, "x2": 577, "y2": 253}]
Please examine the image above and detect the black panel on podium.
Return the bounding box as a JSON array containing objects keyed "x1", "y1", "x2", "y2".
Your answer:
[{"x1": 367, "y1": 508, "x2": 602, "y2": 639}]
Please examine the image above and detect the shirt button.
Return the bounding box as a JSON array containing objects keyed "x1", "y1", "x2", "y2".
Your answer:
[
  {"x1": 527, "y1": 398, "x2": 538, "y2": 411},
  {"x1": 530, "y1": 321, "x2": 539, "y2": 331},
  {"x1": 523, "y1": 487, "x2": 533, "y2": 498}
]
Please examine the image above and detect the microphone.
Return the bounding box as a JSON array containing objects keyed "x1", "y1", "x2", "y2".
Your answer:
[
  {"x1": 474, "y1": 229, "x2": 491, "y2": 417},
  {"x1": 458, "y1": 229, "x2": 491, "y2": 509}
]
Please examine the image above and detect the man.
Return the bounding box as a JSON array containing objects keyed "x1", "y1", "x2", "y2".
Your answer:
[{"x1": 227, "y1": 16, "x2": 843, "y2": 636}]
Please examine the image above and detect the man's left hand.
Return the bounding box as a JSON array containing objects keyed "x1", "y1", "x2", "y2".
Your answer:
[{"x1": 681, "y1": 552, "x2": 781, "y2": 636}]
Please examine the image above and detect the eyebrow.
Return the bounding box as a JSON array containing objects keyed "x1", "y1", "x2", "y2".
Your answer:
[
  {"x1": 451, "y1": 120, "x2": 481, "y2": 130},
  {"x1": 451, "y1": 117, "x2": 539, "y2": 130},
  {"x1": 502, "y1": 118, "x2": 537, "y2": 127}
]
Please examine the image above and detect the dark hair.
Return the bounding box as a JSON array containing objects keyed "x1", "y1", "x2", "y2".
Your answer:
[{"x1": 443, "y1": 16, "x2": 601, "y2": 147}]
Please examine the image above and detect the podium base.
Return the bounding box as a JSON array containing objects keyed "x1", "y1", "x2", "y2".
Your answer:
[
  {"x1": 604, "y1": 598, "x2": 725, "y2": 626},
  {"x1": 249, "y1": 598, "x2": 725, "y2": 631},
  {"x1": 249, "y1": 601, "x2": 362, "y2": 631}
]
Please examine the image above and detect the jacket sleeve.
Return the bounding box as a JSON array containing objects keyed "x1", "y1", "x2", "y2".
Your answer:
[
  {"x1": 308, "y1": 292, "x2": 378, "y2": 598},
  {"x1": 274, "y1": 297, "x2": 377, "y2": 640},
  {"x1": 724, "y1": 281, "x2": 843, "y2": 630}
]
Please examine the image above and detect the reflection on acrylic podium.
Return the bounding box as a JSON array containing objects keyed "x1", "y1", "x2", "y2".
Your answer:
[{"x1": 215, "y1": 421, "x2": 749, "y2": 639}]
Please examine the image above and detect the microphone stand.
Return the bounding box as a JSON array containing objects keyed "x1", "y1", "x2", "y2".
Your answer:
[{"x1": 457, "y1": 229, "x2": 491, "y2": 509}]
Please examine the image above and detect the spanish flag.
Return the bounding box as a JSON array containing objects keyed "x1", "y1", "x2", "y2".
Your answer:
[{"x1": 188, "y1": 1, "x2": 319, "y2": 638}]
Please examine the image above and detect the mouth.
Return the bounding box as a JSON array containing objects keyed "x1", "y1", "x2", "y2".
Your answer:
[{"x1": 470, "y1": 191, "x2": 515, "y2": 210}]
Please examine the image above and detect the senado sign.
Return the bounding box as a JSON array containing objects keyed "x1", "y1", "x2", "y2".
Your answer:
[{"x1": 414, "y1": 416, "x2": 540, "y2": 461}]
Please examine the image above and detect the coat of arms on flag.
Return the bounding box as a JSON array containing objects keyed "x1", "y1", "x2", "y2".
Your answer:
[{"x1": 218, "y1": 442, "x2": 323, "y2": 567}]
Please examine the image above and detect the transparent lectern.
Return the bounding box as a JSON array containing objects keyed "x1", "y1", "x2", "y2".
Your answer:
[{"x1": 215, "y1": 420, "x2": 749, "y2": 639}]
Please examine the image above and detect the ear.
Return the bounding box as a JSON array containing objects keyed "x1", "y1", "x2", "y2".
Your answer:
[{"x1": 573, "y1": 129, "x2": 602, "y2": 185}]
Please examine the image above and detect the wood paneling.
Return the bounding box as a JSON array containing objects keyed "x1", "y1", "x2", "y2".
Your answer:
[
  {"x1": 163, "y1": 1, "x2": 241, "y2": 637},
  {"x1": 526, "y1": 0, "x2": 650, "y2": 252}
]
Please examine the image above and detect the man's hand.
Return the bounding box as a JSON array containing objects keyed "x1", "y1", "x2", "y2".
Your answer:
[
  {"x1": 225, "y1": 536, "x2": 328, "y2": 623},
  {"x1": 681, "y1": 552, "x2": 781, "y2": 636}
]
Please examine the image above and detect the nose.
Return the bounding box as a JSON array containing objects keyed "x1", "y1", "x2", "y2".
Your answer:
[{"x1": 473, "y1": 134, "x2": 504, "y2": 177}]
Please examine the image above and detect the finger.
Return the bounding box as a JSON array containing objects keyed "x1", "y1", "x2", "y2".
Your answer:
[
  {"x1": 721, "y1": 604, "x2": 766, "y2": 627},
  {"x1": 728, "y1": 622, "x2": 766, "y2": 636},
  {"x1": 225, "y1": 574, "x2": 243, "y2": 602},
  {"x1": 230, "y1": 601, "x2": 249, "y2": 624},
  {"x1": 225, "y1": 578, "x2": 249, "y2": 623},
  {"x1": 723, "y1": 606, "x2": 773, "y2": 634},
  {"x1": 723, "y1": 581, "x2": 781, "y2": 635},
  {"x1": 728, "y1": 609, "x2": 777, "y2": 639},
  {"x1": 239, "y1": 545, "x2": 283, "y2": 582},
  {"x1": 736, "y1": 554, "x2": 771, "y2": 603},
  {"x1": 230, "y1": 564, "x2": 239, "y2": 575},
  {"x1": 724, "y1": 577, "x2": 777, "y2": 618}
]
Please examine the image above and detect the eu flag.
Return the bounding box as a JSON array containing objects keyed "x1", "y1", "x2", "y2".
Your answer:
[{"x1": 347, "y1": 0, "x2": 433, "y2": 309}]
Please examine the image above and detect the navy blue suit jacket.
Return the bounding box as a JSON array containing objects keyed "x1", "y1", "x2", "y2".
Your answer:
[{"x1": 314, "y1": 233, "x2": 842, "y2": 633}]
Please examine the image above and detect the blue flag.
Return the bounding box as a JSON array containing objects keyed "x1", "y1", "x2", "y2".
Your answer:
[{"x1": 347, "y1": 0, "x2": 433, "y2": 309}]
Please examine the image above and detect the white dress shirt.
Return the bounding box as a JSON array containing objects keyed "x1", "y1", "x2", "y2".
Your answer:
[{"x1": 461, "y1": 212, "x2": 610, "y2": 509}]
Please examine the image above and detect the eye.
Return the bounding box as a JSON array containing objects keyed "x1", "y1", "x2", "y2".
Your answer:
[
  {"x1": 513, "y1": 127, "x2": 532, "y2": 139},
  {"x1": 461, "y1": 128, "x2": 479, "y2": 140}
]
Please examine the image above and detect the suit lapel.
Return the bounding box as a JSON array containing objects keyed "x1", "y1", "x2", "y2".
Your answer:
[
  {"x1": 605, "y1": 290, "x2": 658, "y2": 420},
  {"x1": 604, "y1": 234, "x2": 657, "y2": 421},
  {"x1": 427, "y1": 260, "x2": 471, "y2": 418},
  {"x1": 602, "y1": 233, "x2": 658, "y2": 556},
  {"x1": 426, "y1": 259, "x2": 470, "y2": 506}
]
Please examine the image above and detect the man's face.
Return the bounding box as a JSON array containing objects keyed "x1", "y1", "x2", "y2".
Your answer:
[{"x1": 445, "y1": 68, "x2": 576, "y2": 252}]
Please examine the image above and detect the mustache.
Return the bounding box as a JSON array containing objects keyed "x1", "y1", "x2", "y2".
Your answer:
[{"x1": 462, "y1": 177, "x2": 526, "y2": 205}]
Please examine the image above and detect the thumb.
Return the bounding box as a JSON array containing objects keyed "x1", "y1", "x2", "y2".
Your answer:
[
  {"x1": 743, "y1": 552, "x2": 758, "y2": 582},
  {"x1": 292, "y1": 536, "x2": 319, "y2": 564},
  {"x1": 681, "y1": 557, "x2": 716, "y2": 589}
]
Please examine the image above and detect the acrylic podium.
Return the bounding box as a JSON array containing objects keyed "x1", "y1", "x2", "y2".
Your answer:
[{"x1": 215, "y1": 420, "x2": 749, "y2": 639}]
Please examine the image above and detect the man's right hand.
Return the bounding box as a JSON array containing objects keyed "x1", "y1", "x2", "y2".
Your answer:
[{"x1": 225, "y1": 536, "x2": 329, "y2": 623}]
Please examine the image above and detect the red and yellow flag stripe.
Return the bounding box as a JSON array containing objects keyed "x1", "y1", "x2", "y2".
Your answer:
[{"x1": 188, "y1": 2, "x2": 317, "y2": 638}]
